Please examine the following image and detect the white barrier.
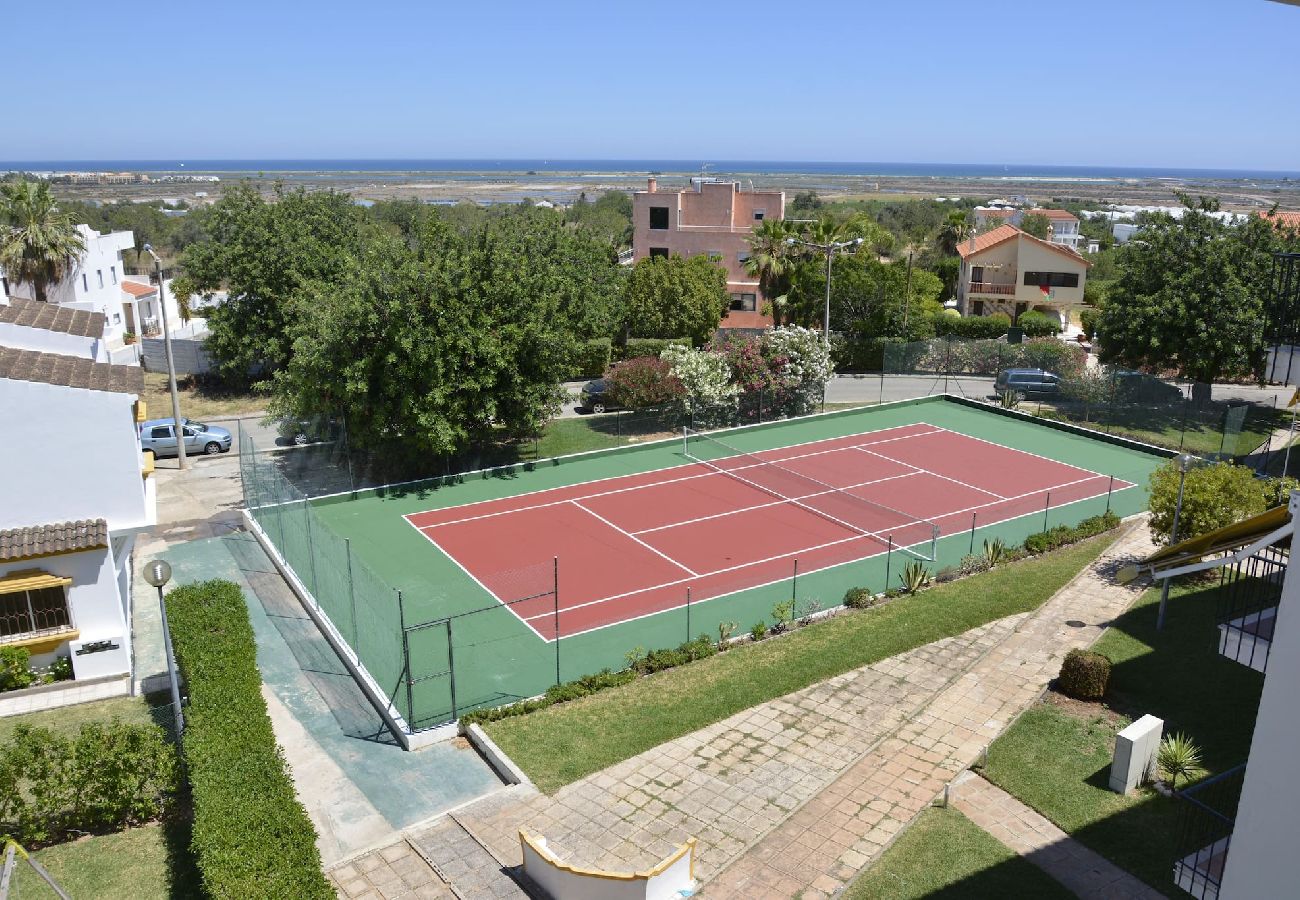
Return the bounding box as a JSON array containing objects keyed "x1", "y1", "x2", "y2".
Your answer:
[{"x1": 519, "y1": 829, "x2": 696, "y2": 900}]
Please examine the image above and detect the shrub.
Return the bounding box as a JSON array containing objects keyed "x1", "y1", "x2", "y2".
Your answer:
[
  {"x1": 1079, "y1": 307, "x2": 1101, "y2": 341},
  {"x1": 166, "y1": 580, "x2": 333, "y2": 900},
  {"x1": 1017, "y1": 310, "x2": 1061, "y2": 337},
  {"x1": 770, "y1": 600, "x2": 796, "y2": 633},
  {"x1": 716, "y1": 621, "x2": 739, "y2": 648},
  {"x1": 1148, "y1": 461, "x2": 1266, "y2": 544},
  {"x1": 843, "y1": 586, "x2": 876, "y2": 609},
  {"x1": 571, "y1": 338, "x2": 612, "y2": 378},
  {"x1": 750, "y1": 621, "x2": 768, "y2": 642},
  {"x1": 899, "y1": 561, "x2": 931, "y2": 594},
  {"x1": 1056, "y1": 648, "x2": 1111, "y2": 701},
  {"x1": 959, "y1": 554, "x2": 991, "y2": 576},
  {"x1": 603, "y1": 356, "x2": 685, "y2": 408},
  {"x1": 1157, "y1": 732, "x2": 1206, "y2": 789},
  {"x1": 1016, "y1": 337, "x2": 1086, "y2": 378},
  {"x1": 999, "y1": 389, "x2": 1021, "y2": 409},
  {"x1": 797, "y1": 598, "x2": 823, "y2": 625},
  {"x1": 0, "y1": 721, "x2": 177, "y2": 846},
  {"x1": 0, "y1": 646, "x2": 35, "y2": 692},
  {"x1": 616, "y1": 337, "x2": 691, "y2": 361},
  {"x1": 1024, "y1": 512, "x2": 1120, "y2": 554},
  {"x1": 932, "y1": 313, "x2": 1010, "y2": 340}
]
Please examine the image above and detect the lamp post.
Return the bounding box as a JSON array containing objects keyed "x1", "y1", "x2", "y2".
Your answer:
[
  {"x1": 142, "y1": 560, "x2": 184, "y2": 734},
  {"x1": 786, "y1": 236, "x2": 864, "y2": 343},
  {"x1": 1156, "y1": 452, "x2": 1197, "y2": 631},
  {"x1": 142, "y1": 244, "x2": 187, "y2": 470}
]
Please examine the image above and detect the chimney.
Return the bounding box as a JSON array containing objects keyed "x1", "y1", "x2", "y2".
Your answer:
[{"x1": 647, "y1": 177, "x2": 657, "y2": 193}]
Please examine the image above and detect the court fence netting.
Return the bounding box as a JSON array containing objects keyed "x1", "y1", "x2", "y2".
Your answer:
[
  {"x1": 239, "y1": 395, "x2": 1156, "y2": 742},
  {"x1": 874, "y1": 336, "x2": 1281, "y2": 462}
]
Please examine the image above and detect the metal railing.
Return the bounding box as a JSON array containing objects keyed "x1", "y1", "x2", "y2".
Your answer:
[
  {"x1": 1173, "y1": 764, "x2": 1246, "y2": 900},
  {"x1": 968, "y1": 282, "x2": 1016, "y2": 296},
  {"x1": 1217, "y1": 543, "x2": 1287, "y2": 672}
]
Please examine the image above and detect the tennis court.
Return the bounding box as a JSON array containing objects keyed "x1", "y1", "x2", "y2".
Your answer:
[
  {"x1": 250, "y1": 397, "x2": 1168, "y2": 734},
  {"x1": 406, "y1": 423, "x2": 1131, "y2": 640}
]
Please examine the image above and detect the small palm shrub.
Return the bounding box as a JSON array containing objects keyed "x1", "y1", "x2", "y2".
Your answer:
[
  {"x1": 1158, "y1": 732, "x2": 1206, "y2": 789},
  {"x1": 984, "y1": 538, "x2": 1007, "y2": 567},
  {"x1": 843, "y1": 587, "x2": 876, "y2": 609},
  {"x1": 1057, "y1": 648, "x2": 1111, "y2": 700},
  {"x1": 899, "y1": 561, "x2": 931, "y2": 594}
]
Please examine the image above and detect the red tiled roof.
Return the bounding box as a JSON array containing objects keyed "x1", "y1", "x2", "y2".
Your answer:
[
  {"x1": 120, "y1": 280, "x2": 157, "y2": 298},
  {"x1": 957, "y1": 225, "x2": 1091, "y2": 268},
  {"x1": 977, "y1": 208, "x2": 1017, "y2": 218},
  {"x1": 1262, "y1": 211, "x2": 1300, "y2": 229}
]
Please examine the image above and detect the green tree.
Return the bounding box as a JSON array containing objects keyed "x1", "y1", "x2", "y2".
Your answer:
[
  {"x1": 622, "y1": 254, "x2": 728, "y2": 345},
  {"x1": 0, "y1": 179, "x2": 86, "y2": 301},
  {"x1": 1097, "y1": 198, "x2": 1292, "y2": 392},
  {"x1": 744, "y1": 218, "x2": 798, "y2": 323},
  {"x1": 566, "y1": 191, "x2": 633, "y2": 247},
  {"x1": 1147, "y1": 460, "x2": 1266, "y2": 544},
  {"x1": 1018, "y1": 212, "x2": 1052, "y2": 240},
  {"x1": 935, "y1": 211, "x2": 972, "y2": 256},
  {"x1": 789, "y1": 253, "x2": 941, "y2": 340},
  {"x1": 171, "y1": 184, "x2": 368, "y2": 382}
]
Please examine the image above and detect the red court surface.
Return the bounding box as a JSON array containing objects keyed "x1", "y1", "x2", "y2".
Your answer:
[{"x1": 405, "y1": 423, "x2": 1130, "y2": 640}]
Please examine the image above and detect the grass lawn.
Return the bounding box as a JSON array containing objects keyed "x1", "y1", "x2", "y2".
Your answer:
[
  {"x1": 982, "y1": 577, "x2": 1265, "y2": 895},
  {"x1": 1036, "y1": 400, "x2": 1280, "y2": 458},
  {"x1": 845, "y1": 807, "x2": 1073, "y2": 900},
  {"x1": 486, "y1": 532, "x2": 1117, "y2": 794},
  {"x1": 142, "y1": 371, "x2": 266, "y2": 421},
  {"x1": 0, "y1": 693, "x2": 172, "y2": 743},
  {"x1": 29, "y1": 822, "x2": 201, "y2": 900}
]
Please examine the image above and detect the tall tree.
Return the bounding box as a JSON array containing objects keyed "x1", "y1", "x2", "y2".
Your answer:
[
  {"x1": 935, "y1": 211, "x2": 972, "y2": 256},
  {"x1": 1018, "y1": 212, "x2": 1052, "y2": 240},
  {"x1": 622, "y1": 254, "x2": 728, "y2": 345},
  {"x1": 744, "y1": 218, "x2": 798, "y2": 323},
  {"x1": 0, "y1": 179, "x2": 86, "y2": 301}
]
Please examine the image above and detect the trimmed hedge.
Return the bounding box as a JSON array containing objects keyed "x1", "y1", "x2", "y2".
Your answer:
[
  {"x1": 932, "y1": 313, "x2": 1011, "y2": 339},
  {"x1": 1057, "y1": 648, "x2": 1111, "y2": 701},
  {"x1": 1023, "y1": 511, "x2": 1119, "y2": 555},
  {"x1": 166, "y1": 580, "x2": 332, "y2": 900},
  {"x1": 615, "y1": 337, "x2": 691, "y2": 361},
  {"x1": 571, "y1": 338, "x2": 612, "y2": 379},
  {"x1": 1017, "y1": 310, "x2": 1062, "y2": 337}
]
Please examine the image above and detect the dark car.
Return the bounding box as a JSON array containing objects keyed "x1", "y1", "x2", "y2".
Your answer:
[
  {"x1": 1109, "y1": 368, "x2": 1185, "y2": 404},
  {"x1": 995, "y1": 368, "x2": 1061, "y2": 399},
  {"x1": 579, "y1": 379, "x2": 622, "y2": 414}
]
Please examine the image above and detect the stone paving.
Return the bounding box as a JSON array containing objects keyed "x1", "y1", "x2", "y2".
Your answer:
[
  {"x1": 951, "y1": 773, "x2": 1164, "y2": 900},
  {"x1": 337, "y1": 520, "x2": 1157, "y2": 898},
  {"x1": 329, "y1": 839, "x2": 454, "y2": 899}
]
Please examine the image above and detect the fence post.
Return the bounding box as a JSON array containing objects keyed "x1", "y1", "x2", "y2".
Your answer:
[
  {"x1": 304, "y1": 502, "x2": 320, "y2": 604},
  {"x1": 446, "y1": 618, "x2": 457, "y2": 721},
  {"x1": 878, "y1": 372, "x2": 885, "y2": 406},
  {"x1": 1043, "y1": 492, "x2": 1051, "y2": 532},
  {"x1": 1106, "y1": 476, "x2": 1115, "y2": 514},
  {"x1": 553, "y1": 557, "x2": 561, "y2": 687},
  {"x1": 397, "y1": 590, "x2": 412, "y2": 727},
  {"x1": 969, "y1": 512, "x2": 978, "y2": 555},
  {"x1": 346, "y1": 538, "x2": 358, "y2": 649},
  {"x1": 885, "y1": 535, "x2": 894, "y2": 593},
  {"x1": 685, "y1": 586, "x2": 692, "y2": 644},
  {"x1": 791, "y1": 558, "x2": 799, "y2": 601}
]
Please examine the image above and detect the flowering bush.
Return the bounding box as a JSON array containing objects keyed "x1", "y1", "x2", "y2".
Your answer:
[
  {"x1": 763, "y1": 326, "x2": 833, "y2": 385},
  {"x1": 661, "y1": 344, "x2": 738, "y2": 411},
  {"x1": 604, "y1": 356, "x2": 685, "y2": 408}
]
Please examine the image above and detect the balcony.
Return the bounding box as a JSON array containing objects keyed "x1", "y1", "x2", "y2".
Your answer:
[
  {"x1": 968, "y1": 281, "x2": 1016, "y2": 296},
  {"x1": 1173, "y1": 765, "x2": 1245, "y2": 900},
  {"x1": 1216, "y1": 543, "x2": 1285, "y2": 673}
]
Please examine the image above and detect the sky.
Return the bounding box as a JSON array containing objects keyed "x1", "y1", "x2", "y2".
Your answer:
[{"x1": 8, "y1": 0, "x2": 1300, "y2": 170}]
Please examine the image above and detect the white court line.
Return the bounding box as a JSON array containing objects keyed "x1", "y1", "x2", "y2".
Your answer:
[
  {"x1": 852, "y1": 444, "x2": 1005, "y2": 499},
  {"x1": 518, "y1": 470, "x2": 1122, "y2": 624},
  {"x1": 632, "y1": 471, "x2": 922, "y2": 535},
  {"x1": 912, "y1": 420, "x2": 1117, "y2": 476},
  {"x1": 569, "y1": 500, "x2": 699, "y2": 577},
  {"x1": 411, "y1": 426, "x2": 945, "y2": 531}
]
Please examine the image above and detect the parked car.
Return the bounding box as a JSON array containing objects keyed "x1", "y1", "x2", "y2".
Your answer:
[
  {"x1": 579, "y1": 378, "x2": 622, "y2": 414},
  {"x1": 1109, "y1": 368, "x2": 1185, "y2": 403},
  {"x1": 140, "y1": 418, "x2": 232, "y2": 457},
  {"x1": 277, "y1": 416, "x2": 342, "y2": 446},
  {"x1": 994, "y1": 368, "x2": 1062, "y2": 399}
]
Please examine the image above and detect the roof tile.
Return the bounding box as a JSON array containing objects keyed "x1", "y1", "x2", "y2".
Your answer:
[
  {"x1": 0, "y1": 346, "x2": 144, "y2": 395},
  {"x1": 0, "y1": 519, "x2": 108, "y2": 561},
  {"x1": 0, "y1": 297, "x2": 105, "y2": 339}
]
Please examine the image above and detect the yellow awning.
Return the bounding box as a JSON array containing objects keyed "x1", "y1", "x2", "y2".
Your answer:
[
  {"x1": 0, "y1": 570, "x2": 73, "y2": 595},
  {"x1": 1118, "y1": 504, "x2": 1292, "y2": 583}
]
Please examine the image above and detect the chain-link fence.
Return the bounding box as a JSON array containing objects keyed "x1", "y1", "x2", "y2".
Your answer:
[{"x1": 879, "y1": 337, "x2": 1280, "y2": 460}]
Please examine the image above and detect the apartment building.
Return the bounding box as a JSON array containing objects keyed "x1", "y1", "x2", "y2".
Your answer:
[
  {"x1": 955, "y1": 224, "x2": 1090, "y2": 328},
  {"x1": 632, "y1": 177, "x2": 785, "y2": 329},
  {"x1": 973, "y1": 206, "x2": 1083, "y2": 249}
]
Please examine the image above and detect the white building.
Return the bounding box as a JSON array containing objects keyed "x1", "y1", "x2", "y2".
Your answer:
[
  {"x1": 0, "y1": 345, "x2": 154, "y2": 692},
  {"x1": 972, "y1": 207, "x2": 1084, "y2": 249},
  {"x1": 7, "y1": 224, "x2": 139, "y2": 364}
]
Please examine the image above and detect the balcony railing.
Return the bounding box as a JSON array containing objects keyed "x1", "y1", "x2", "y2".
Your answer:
[
  {"x1": 969, "y1": 281, "x2": 1016, "y2": 296},
  {"x1": 1173, "y1": 764, "x2": 1246, "y2": 900},
  {"x1": 1216, "y1": 543, "x2": 1286, "y2": 673}
]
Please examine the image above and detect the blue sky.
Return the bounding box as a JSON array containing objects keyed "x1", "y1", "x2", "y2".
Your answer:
[{"x1": 10, "y1": 0, "x2": 1299, "y2": 169}]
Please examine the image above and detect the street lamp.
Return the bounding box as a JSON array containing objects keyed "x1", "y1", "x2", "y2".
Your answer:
[
  {"x1": 786, "y1": 236, "x2": 864, "y2": 343},
  {"x1": 142, "y1": 559, "x2": 185, "y2": 734},
  {"x1": 142, "y1": 244, "x2": 187, "y2": 470},
  {"x1": 1155, "y1": 452, "x2": 1198, "y2": 631}
]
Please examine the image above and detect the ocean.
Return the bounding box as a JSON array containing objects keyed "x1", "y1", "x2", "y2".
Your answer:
[{"x1": 3, "y1": 159, "x2": 1297, "y2": 182}]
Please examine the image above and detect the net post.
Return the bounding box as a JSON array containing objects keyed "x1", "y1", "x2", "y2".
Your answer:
[
  {"x1": 1043, "y1": 492, "x2": 1051, "y2": 532},
  {"x1": 885, "y1": 535, "x2": 894, "y2": 594},
  {"x1": 682, "y1": 426, "x2": 689, "y2": 457},
  {"x1": 969, "y1": 512, "x2": 978, "y2": 555},
  {"x1": 345, "y1": 537, "x2": 358, "y2": 650},
  {"x1": 1106, "y1": 476, "x2": 1114, "y2": 514},
  {"x1": 553, "y1": 557, "x2": 561, "y2": 687}
]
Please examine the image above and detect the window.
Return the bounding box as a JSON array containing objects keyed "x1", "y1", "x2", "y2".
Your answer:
[
  {"x1": 113, "y1": 313, "x2": 121, "y2": 324},
  {"x1": 753, "y1": 209, "x2": 766, "y2": 221},
  {"x1": 649, "y1": 206, "x2": 669, "y2": 230},
  {"x1": 973, "y1": 300, "x2": 985, "y2": 316},
  {"x1": 0, "y1": 579, "x2": 72, "y2": 640},
  {"x1": 738, "y1": 252, "x2": 751, "y2": 264},
  {"x1": 706, "y1": 250, "x2": 723, "y2": 262},
  {"x1": 649, "y1": 247, "x2": 669, "y2": 259},
  {"x1": 2, "y1": 276, "x2": 8, "y2": 295},
  {"x1": 97, "y1": 270, "x2": 104, "y2": 289},
  {"x1": 1023, "y1": 271, "x2": 1079, "y2": 289},
  {"x1": 729, "y1": 293, "x2": 757, "y2": 312},
  {"x1": 151, "y1": 426, "x2": 173, "y2": 439},
  {"x1": 110, "y1": 266, "x2": 117, "y2": 284},
  {"x1": 82, "y1": 273, "x2": 88, "y2": 292}
]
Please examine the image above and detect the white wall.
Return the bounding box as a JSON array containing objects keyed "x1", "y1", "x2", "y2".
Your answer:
[
  {"x1": 1218, "y1": 493, "x2": 1300, "y2": 899},
  {"x1": 0, "y1": 320, "x2": 107, "y2": 361},
  {"x1": 8, "y1": 225, "x2": 134, "y2": 346},
  {"x1": 0, "y1": 379, "x2": 151, "y2": 532}
]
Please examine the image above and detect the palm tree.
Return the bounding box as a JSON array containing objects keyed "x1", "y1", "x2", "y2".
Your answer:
[
  {"x1": 0, "y1": 179, "x2": 85, "y2": 301},
  {"x1": 936, "y1": 211, "x2": 972, "y2": 257},
  {"x1": 744, "y1": 218, "x2": 798, "y2": 324}
]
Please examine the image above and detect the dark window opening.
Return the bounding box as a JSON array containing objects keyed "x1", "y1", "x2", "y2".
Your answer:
[
  {"x1": 729, "y1": 293, "x2": 757, "y2": 312},
  {"x1": 973, "y1": 300, "x2": 985, "y2": 316},
  {"x1": 649, "y1": 247, "x2": 669, "y2": 259},
  {"x1": 1023, "y1": 271, "x2": 1079, "y2": 289},
  {"x1": 649, "y1": 207, "x2": 669, "y2": 230},
  {"x1": 753, "y1": 209, "x2": 766, "y2": 221}
]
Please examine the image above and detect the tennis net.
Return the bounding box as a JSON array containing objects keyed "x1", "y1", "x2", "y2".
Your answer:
[{"x1": 683, "y1": 428, "x2": 939, "y2": 561}]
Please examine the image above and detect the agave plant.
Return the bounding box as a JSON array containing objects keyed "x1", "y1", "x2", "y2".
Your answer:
[
  {"x1": 717, "y1": 620, "x2": 739, "y2": 649},
  {"x1": 899, "y1": 560, "x2": 932, "y2": 595},
  {"x1": 999, "y1": 389, "x2": 1022, "y2": 410},
  {"x1": 1158, "y1": 732, "x2": 1206, "y2": 789},
  {"x1": 983, "y1": 538, "x2": 1007, "y2": 567}
]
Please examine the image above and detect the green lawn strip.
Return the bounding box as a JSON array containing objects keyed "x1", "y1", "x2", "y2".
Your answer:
[
  {"x1": 983, "y1": 577, "x2": 1265, "y2": 896},
  {"x1": 0, "y1": 694, "x2": 165, "y2": 744},
  {"x1": 486, "y1": 533, "x2": 1116, "y2": 794},
  {"x1": 845, "y1": 807, "x2": 1074, "y2": 900},
  {"x1": 30, "y1": 822, "x2": 201, "y2": 900}
]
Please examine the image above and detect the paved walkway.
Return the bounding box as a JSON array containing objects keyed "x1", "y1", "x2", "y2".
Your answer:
[
  {"x1": 951, "y1": 773, "x2": 1163, "y2": 900},
  {"x1": 338, "y1": 520, "x2": 1157, "y2": 897}
]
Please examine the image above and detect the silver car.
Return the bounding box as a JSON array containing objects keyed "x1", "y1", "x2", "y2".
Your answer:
[{"x1": 140, "y1": 418, "x2": 232, "y2": 457}]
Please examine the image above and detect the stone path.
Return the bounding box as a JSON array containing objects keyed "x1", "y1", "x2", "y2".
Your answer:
[
  {"x1": 335, "y1": 520, "x2": 1157, "y2": 898},
  {"x1": 329, "y1": 839, "x2": 454, "y2": 900},
  {"x1": 951, "y1": 773, "x2": 1164, "y2": 900}
]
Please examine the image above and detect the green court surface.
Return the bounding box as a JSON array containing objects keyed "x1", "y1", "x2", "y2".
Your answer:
[{"x1": 264, "y1": 397, "x2": 1167, "y2": 732}]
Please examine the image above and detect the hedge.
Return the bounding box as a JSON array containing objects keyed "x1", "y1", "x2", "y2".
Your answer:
[
  {"x1": 1057, "y1": 648, "x2": 1111, "y2": 700},
  {"x1": 1017, "y1": 310, "x2": 1061, "y2": 337},
  {"x1": 1023, "y1": 511, "x2": 1119, "y2": 555},
  {"x1": 571, "y1": 338, "x2": 612, "y2": 379},
  {"x1": 932, "y1": 312, "x2": 1011, "y2": 339},
  {"x1": 614, "y1": 337, "x2": 691, "y2": 361},
  {"x1": 166, "y1": 580, "x2": 333, "y2": 900}
]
